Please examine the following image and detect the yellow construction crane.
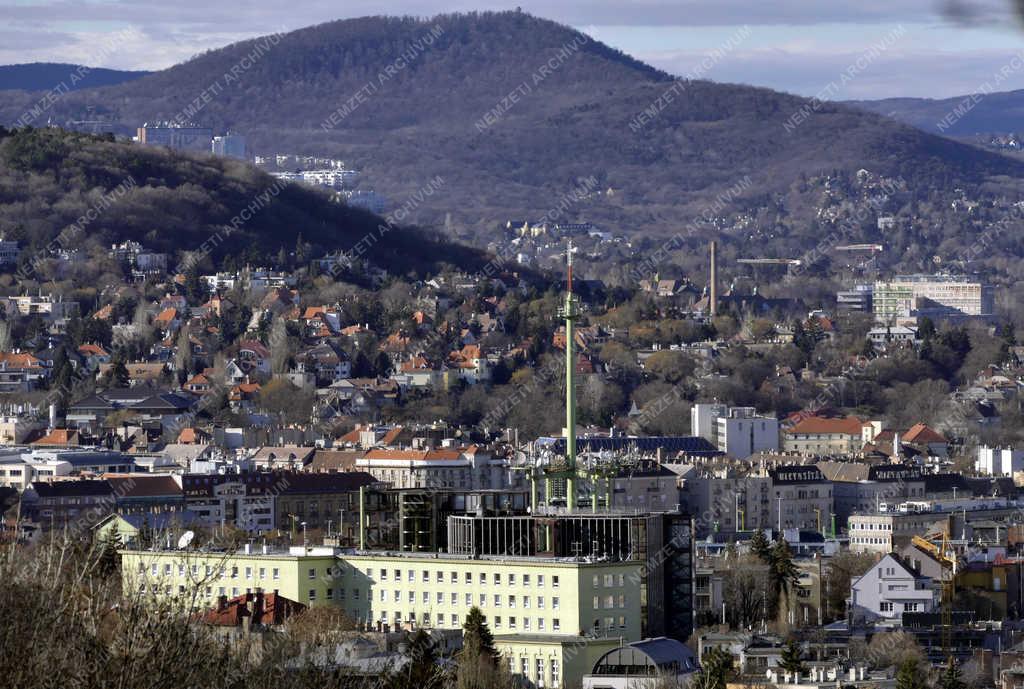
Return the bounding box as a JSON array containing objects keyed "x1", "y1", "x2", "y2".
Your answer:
[{"x1": 912, "y1": 534, "x2": 957, "y2": 658}]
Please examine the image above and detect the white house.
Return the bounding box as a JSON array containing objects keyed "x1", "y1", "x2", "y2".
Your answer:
[{"x1": 848, "y1": 553, "x2": 938, "y2": 625}]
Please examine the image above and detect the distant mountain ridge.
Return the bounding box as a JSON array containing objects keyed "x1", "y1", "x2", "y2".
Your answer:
[
  {"x1": 0, "y1": 62, "x2": 149, "y2": 92},
  {"x1": 1, "y1": 12, "x2": 1022, "y2": 250},
  {"x1": 849, "y1": 88, "x2": 1024, "y2": 136}
]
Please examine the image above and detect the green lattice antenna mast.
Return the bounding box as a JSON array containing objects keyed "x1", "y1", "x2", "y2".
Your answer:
[{"x1": 559, "y1": 240, "x2": 580, "y2": 511}]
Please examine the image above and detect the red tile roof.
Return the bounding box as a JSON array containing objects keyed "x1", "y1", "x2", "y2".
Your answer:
[
  {"x1": 785, "y1": 416, "x2": 867, "y2": 435},
  {"x1": 903, "y1": 423, "x2": 947, "y2": 445}
]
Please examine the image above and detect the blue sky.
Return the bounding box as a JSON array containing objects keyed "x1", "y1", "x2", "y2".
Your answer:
[{"x1": 2, "y1": 0, "x2": 1024, "y2": 99}]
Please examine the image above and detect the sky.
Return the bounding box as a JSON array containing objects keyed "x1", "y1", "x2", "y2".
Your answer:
[{"x1": 3, "y1": 0, "x2": 1024, "y2": 99}]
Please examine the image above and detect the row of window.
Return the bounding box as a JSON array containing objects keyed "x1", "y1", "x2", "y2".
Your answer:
[
  {"x1": 509, "y1": 657, "x2": 560, "y2": 689},
  {"x1": 364, "y1": 568, "x2": 561, "y2": 588},
  {"x1": 376, "y1": 590, "x2": 561, "y2": 609}
]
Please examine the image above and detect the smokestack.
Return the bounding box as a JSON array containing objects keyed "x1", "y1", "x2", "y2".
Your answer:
[
  {"x1": 710, "y1": 241, "x2": 718, "y2": 318},
  {"x1": 48, "y1": 403, "x2": 57, "y2": 432}
]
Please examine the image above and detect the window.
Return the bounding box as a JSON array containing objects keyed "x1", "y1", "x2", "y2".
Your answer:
[
  {"x1": 408, "y1": 591, "x2": 415, "y2": 603},
  {"x1": 593, "y1": 595, "x2": 600, "y2": 609},
  {"x1": 354, "y1": 588, "x2": 360, "y2": 600},
  {"x1": 538, "y1": 618, "x2": 546, "y2": 631},
  {"x1": 480, "y1": 572, "x2": 486, "y2": 585},
  {"x1": 308, "y1": 568, "x2": 316, "y2": 580},
  {"x1": 523, "y1": 574, "x2": 530, "y2": 586},
  {"x1": 327, "y1": 588, "x2": 333, "y2": 599},
  {"x1": 380, "y1": 568, "x2": 387, "y2": 580},
  {"x1": 618, "y1": 594, "x2": 625, "y2": 608},
  {"x1": 880, "y1": 602, "x2": 894, "y2": 613},
  {"x1": 465, "y1": 593, "x2": 472, "y2": 606},
  {"x1": 451, "y1": 613, "x2": 458, "y2": 626},
  {"x1": 537, "y1": 596, "x2": 545, "y2": 609},
  {"x1": 465, "y1": 572, "x2": 472, "y2": 584},
  {"x1": 604, "y1": 595, "x2": 615, "y2": 609},
  {"x1": 508, "y1": 573, "x2": 516, "y2": 585},
  {"x1": 394, "y1": 590, "x2": 400, "y2": 602},
  {"x1": 520, "y1": 658, "x2": 528, "y2": 676},
  {"x1": 604, "y1": 574, "x2": 614, "y2": 587},
  {"x1": 422, "y1": 570, "x2": 429, "y2": 582},
  {"x1": 553, "y1": 618, "x2": 560, "y2": 631},
  {"x1": 436, "y1": 571, "x2": 444, "y2": 583},
  {"x1": 480, "y1": 594, "x2": 486, "y2": 606},
  {"x1": 494, "y1": 573, "x2": 501, "y2": 585},
  {"x1": 245, "y1": 567, "x2": 252, "y2": 579},
  {"x1": 437, "y1": 592, "x2": 444, "y2": 604},
  {"x1": 552, "y1": 597, "x2": 559, "y2": 609},
  {"x1": 380, "y1": 590, "x2": 386, "y2": 602},
  {"x1": 165, "y1": 564, "x2": 172, "y2": 576},
  {"x1": 450, "y1": 571, "x2": 458, "y2": 583},
  {"x1": 552, "y1": 576, "x2": 559, "y2": 588},
  {"x1": 524, "y1": 617, "x2": 531, "y2": 630},
  {"x1": 494, "y1": 616, "x2": 502, "y2": 628},
  {"x1": 273, "y1": 568, "x2": 280, "y2": 580},
  {"x1": 536, "y1": 659, "x2": 545, "y2": 687},
  {"x1": 178, "y1": 565, "x2": 185, "y2": 577},
  {"x1": 538, "y1": 575, "x2": 545, "y2": 587},
  {"x1": 258, "y1": 567, "x2": 265, "y2": 579},
  {"x1": 592, "y1": 575, "x2": 599, "y2": 587},
  {"x1": 308, "y1": 589, "x2": 317, "y2": 601},
  {"x1": 551, "y1": 660, "x2": 559, "y2": 685},
  {"x1": 618, "y1": 616, "x2": 626, "y2": 628},
  {"x1": 408, "y1": 570, "x2": 414, "y2": 582},
  {"x1": 494, "y1": 594, "x2": 501, "y2": 607},
  {"x1": 524, "y1": 596, "x2": 531, "y2": 609},
  {"x1": 509, "y1": 595, "x2": 516, "y2": 608},
  {"x1": 422, "y1": 591, "x2": 429, "y2": 604}
]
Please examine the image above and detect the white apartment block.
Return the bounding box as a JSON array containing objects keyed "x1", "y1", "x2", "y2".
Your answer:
[
  {"x1": 873, "y1": 275, "x2": 993, "y2": 324},
  {"x1": 691, "y1": 404, "x2": 779, "y2": 459},
  {"x1": 976, "y1": 446, "x2": 1024, "y2": 478}
]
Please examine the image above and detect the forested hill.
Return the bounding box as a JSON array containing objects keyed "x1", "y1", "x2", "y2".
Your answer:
[
  {"x1": 2, "y1": 12, "x2": 1024, "y2": 244},
  {"x1": 0, "y1": 63, "x2": 149, "y2": 92},
  {"x1": 0, "y1": 127, "x2": 489, "y2": 277}
]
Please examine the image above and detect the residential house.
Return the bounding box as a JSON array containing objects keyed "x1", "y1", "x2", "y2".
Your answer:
[
  {"x1": 848, "y1": 553, "x2": 938, "y2": 625},
  {"x1": 447, "y1": 344, "x2": 490, "y2": 384},
  {"x1": 0, "y1": 351, "x2": 48, "y2": 392},
  {"x1": 249, "y1": 446, "x2": 315, "y2": 471},
  {"x1": 77, "y1": 343, "x2": 111, "y2": 372}
]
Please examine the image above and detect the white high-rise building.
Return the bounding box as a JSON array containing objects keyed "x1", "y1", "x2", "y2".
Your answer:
[
  {"x1": 976, "y1": 446, "x2": 1024, "y2": 477},
  {"x1": 691, "y1": 403, "x2": 779, "y2": 460}
]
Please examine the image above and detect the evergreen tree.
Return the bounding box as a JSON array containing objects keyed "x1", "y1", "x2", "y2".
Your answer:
[
  {"x1": 461, "y1": 606, "x2": 497, "y2": 664},
  {"x1": 749, "y1": 528, "x2": 772, "y2": 562},
  {"x1": 770, "y1": 538, "x2": 800, "y2": 595},
  {"x1": 110, "y1": 356, "x2": 130, "y2": 388},
  {"x1": 93, "y1": 523, "x2": 121, "y2": 576},
  {"x1": 779, "y1": 639, "x2": 805, "y2": 676},
  {"x1": 695, "y1": 647, "x2": 733, "y2": 689},
  {"x1": 393, "y1": 628, "x2": 440, "y2": 689},
  {"x1": 939, "y1": 658, "x2": 965, "y2": 689},
  {"x1": 918, "y1": 316, "x2": 936, "y2": 341},
  {"x1": 896, "y1": 657, "x2": 928, "y2": 689}
]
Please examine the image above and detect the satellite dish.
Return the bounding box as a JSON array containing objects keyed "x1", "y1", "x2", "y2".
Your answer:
[{"x1": 177, "y1": 530, "x2": 195, "y2": 549}]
